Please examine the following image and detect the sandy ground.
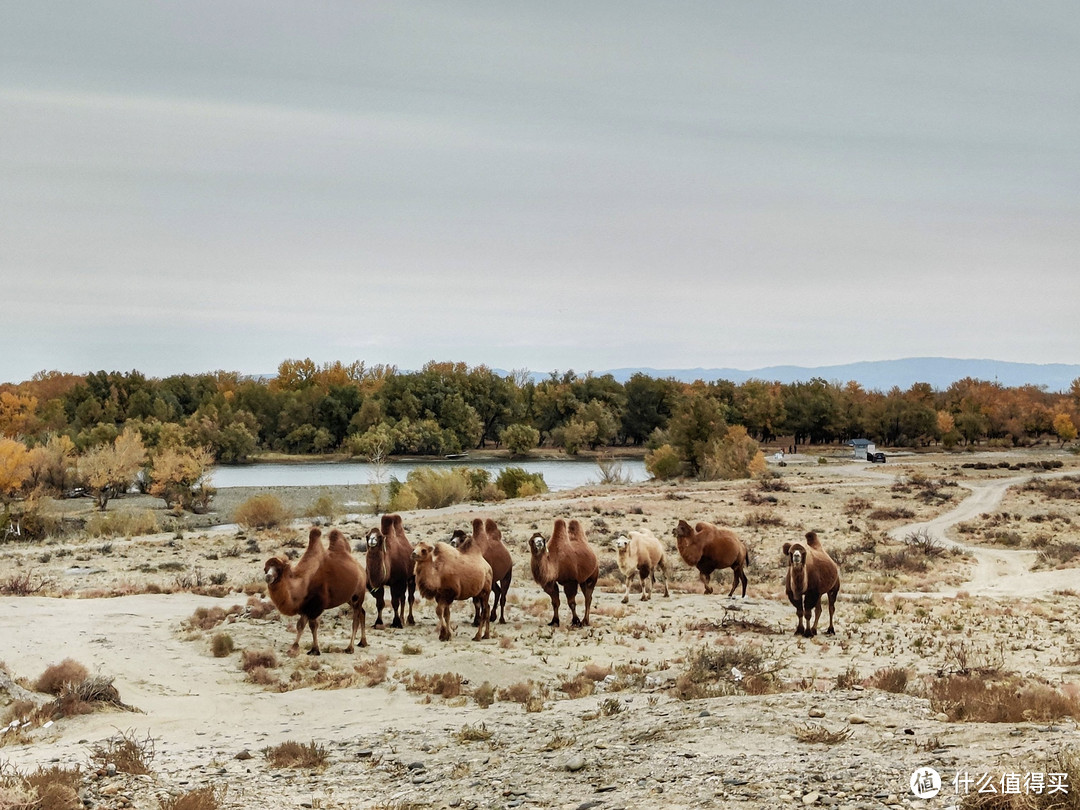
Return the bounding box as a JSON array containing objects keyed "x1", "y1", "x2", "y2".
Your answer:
[{"x1": 2, "y1": 449, "x2": 1080, "y2": 809}]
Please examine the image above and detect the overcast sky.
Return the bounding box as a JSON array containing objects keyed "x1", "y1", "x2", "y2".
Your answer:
[{"x1": 2, "y1": 2, "x2": 1077, "y2": 383}]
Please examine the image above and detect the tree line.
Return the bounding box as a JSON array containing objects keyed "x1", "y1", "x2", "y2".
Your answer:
[{"x1": 1, "y1": 359, "x2": 1078, "y2": 506}]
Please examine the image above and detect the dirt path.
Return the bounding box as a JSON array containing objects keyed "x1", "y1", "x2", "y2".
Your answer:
[{"x1": 887, "y1": 474, "x2": 1078, "y2": 598}]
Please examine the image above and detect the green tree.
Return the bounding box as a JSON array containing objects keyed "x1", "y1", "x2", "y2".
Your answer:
[
  {"x1": 667, "y1": 385, "x2": 728, "y2": 477},
  {"x1": 500, "y1": 423, "x2": 540, "y2": 457}
]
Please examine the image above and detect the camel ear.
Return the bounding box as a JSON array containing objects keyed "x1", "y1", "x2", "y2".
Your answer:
[{"x1": 782, "y1": 542, "x2": 791, "y2": 556}]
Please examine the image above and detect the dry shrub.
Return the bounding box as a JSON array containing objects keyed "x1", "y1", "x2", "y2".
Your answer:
[
  {"x1": 35, "y1": 659, "x2": 89, "y2": 695},
  {"x1": 471, "y1": 681, "x2": 495, "y2": 708},
  {"x1": 497, "y1": 681, "x2": 547, "y2": 711},
  {"x1": 674, "y1": 642, "x2": 787, "y2": 700},
  {"x1": 454, "y1": 723, "x2": 493, "y2": 743},
  {"x1": 0, "y1": 765, "x2": 82, "y2": 810},
  {"x1": 185, "y1": 606, "x2": 241, "y2": 632},
  {"x1": 355, "y1": 655, "x2": 388, "y2": 687},
  {"x1": 233, "y1": 495, "x2": 291, "y2": 530},
  {"x1": 868, "y1": 506, "x2": 916, "y2": 521},
  {"x1": 836, "y1": 664, "x2": 862, "y2": 690},
  {"x1": 958, "y1": 748, "x2": 1080, "y2": 810},
  {"x1": 263, "y1": 740, "x2": 328, "y2": 770},
  {"x1": 405, "y1": 672, "x2": 464, "y2": 698},
  {"x1": 245, "y1": 667, "x2": 279, "y2": 687},
  {"x1": 869, "y1": 667, "x2": 909, "y2": 694},
  {"x1": 927, "y1": 675, "x2": 1080, "y2": 723},
  {"x1": 0, "y1": 571, "x2": 53, "y2": 596},
  {"x1": 159, "y1": 785, "x2": 225, "y2": 810},
  {"x1": 560, "y1": 675, "x2": 595, "y2": 700},
  {"x1": 245, "y1": 595, "x2": 276, "y2": 619},
  {"x1": 85, "y1": 509, "x2": 159, "y2": 538},
  {"x1": 744, "y1": 510, "x2": 785, "y2": 528},
  {"x1": 794, "y1": 724, "x2": 853, "y2": 745},
  {"x1": 2, "y1": 699, "x2": 35, "y2": 726},
  {"x1": 89, "y1": 729, "x2": 155, "y2": 775},
  {"x1": 210, "y1": 633, "x2": 234, "y2": 658},
  {"x1": 241, "y1": 648, "x2": 278, "y2": 672},
  {"x1": 843, "y1": 496, "x2": 873, "y2": 516},
  {"x1": 582, "y1": 663, "x2": 612, "y2": 682},
  {"x1": 45, "y1": 675, "x2": 136, "y2": 721}
]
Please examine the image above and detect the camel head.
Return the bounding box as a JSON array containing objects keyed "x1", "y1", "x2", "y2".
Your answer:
[
  {"x1": 783, "y1": 541, "x2": 807, "y2": 570},
  {"x1": 528, "y1": 532, "x2": 548, "y2": 556},
  {"x1": 263, "y1": 556, "x2": 289, "y2": 585},
  {"x1": 614, "y1": 535, "x2": 630, "y2": 553},
  {"x1": 448, "y1": 529, "x2": 468, "y2": 548},
  {"x1": 673, "y1": 520, "x2": 700, "y2": 562},
  {"x1": 365, "y1": 527, "x2": 385, "y2": 551},
  {"x1": 411, "y1": 541, "x2": 434, "y2": 565}
]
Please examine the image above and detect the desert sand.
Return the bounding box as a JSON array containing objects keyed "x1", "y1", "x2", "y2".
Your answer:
[{"x1": 2, "y1": 449, "x2": 1080, "y2": 809}]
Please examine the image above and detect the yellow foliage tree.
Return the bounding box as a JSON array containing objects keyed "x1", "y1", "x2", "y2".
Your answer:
[
  {"x1": 28, "y1": 434, "x2": 78, "y2": 493},
  {"x1": 1053, "y1": 412, "x2": 1078, "y2": 446},
  {"x1": 0, "y1": 437, "x2": 31, "y2": 501},
  {"x1": 0, "y1": 391, "x2": 39, "y2": 438},
  {"x1": 702, "y1": 425, "x2": 766, "y2": 481},
  {"x1": 149, "y1": 446, "x2": 215, "y2": 512},
  {"x1": 77, "y1": 427, "x2": 148, "y2": 510}
]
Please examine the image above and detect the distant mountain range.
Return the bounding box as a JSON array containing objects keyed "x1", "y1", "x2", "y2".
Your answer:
[{"x1": 593, "y1": 358, "x2": 1080, "y2": 391}]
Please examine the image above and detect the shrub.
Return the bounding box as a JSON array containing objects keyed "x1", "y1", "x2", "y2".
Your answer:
[
  {"x1": 472, "y1": 681, "x2": 495, "y2": 708},
  {"x1": 85, "y1": 509, "x2": 160, "y2": 538},
  {"x1": 405, "y1": 671, "x2": 464, "y2": 698},
  {"x1": 35, "y1": 659, "x2": 89, "y2": 695},
  {"x1": 674, "y1": 643, "x2": 786, "y2": 699},
  {"x1": 644, "y1": 444, "x2": 681, "y2": 480},
  {"x1": 233, "y1": 494, "x2": 291, "y2": 530},
  {"x1": 263, "y1": 740, "x2": 328, "y2": 770},
  {"x1": 869, "y1": 667, "x2": 909, "y2": 694},
  {"x1": 160, "y1": 785, "x2": 226, "y2": 810},
  {"x1": 241, "y1": 648, "x2": 279, "y2": 672},
  {"x1": 500, "y1": 423, "x2": 540, "y2": 457},
  {"x1": 89, "y1": 729, "x2": 155, "y2": 775},
  {"x1": 926, "y1": 675, "x2": 1080, "y2": 723},
  {"x1": 303, "y1": 493, "x2": 340, "y2": 523},
  {"x1": 211, "y1": 633, "x2": 235, "y2": 658},
  {"x1": 404, "y1": 467, "x2": 471, "y2": 509},
  {"x1": 495, "y1": 467, "x2": 548, "y2": 499}
]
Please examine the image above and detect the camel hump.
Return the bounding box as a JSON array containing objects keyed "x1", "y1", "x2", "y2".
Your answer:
[
  {"x1": 485, "y1": 518, "x2": 499, "y2": 535},
  {"x1": 380, "y1": 514, "x2": 394, "y2": 534},
  {"x1": 328, "y1": 529, "x2": 347, "y2": 550},
  {"x1": 552, "y1": 519, "x2": 568, "y2": 542},
  {"x1": 392, "y1": 514, "x2": 404, "y2": 532},
  {"x1": 805, "y1": 531, "x2": 822, "y2": 548},
  {"x1": 472, "y1": 517, "x2": 485, "y2": 535},
  {"x1": 694, "y1": 522, "x2": 711, "y2": 534},
  {"x1": 568, "y1": 519, "x2": 585, "y2": 541},
  {"x1": 309, "y1": 527, "x2": 322, "y2": 543}
]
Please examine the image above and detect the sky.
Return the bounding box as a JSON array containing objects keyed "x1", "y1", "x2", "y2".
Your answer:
[{"x1": 1, "y1": 2, "x2": 1078, "y2": 384}]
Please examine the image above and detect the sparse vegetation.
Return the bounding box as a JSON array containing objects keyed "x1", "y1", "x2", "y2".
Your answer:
[
  {"x1": 233, "y1": 494, "x2": 291, "y2": 529},
  {"x1": 89, "y1": 729, "x2": 156, "y2": 775},
  {"x1": 263, "y1": 740, "x2": 329, "y2": 770}
]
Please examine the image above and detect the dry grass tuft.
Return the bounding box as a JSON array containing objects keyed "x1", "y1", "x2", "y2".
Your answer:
[
  {"x1": 454, "y1": 723, "x2": 494, "y2": 743},
  {"x1": 240, "y1": 648, "x2": 279, "y2": 672},
  {"x1": 471, "y1": 681, "x2": 495, "y2": 708},
  {"x1": 869, "y1": 667, "x2": 910, "y2": 694},
  {"x1": 793, "y1": 723, "x2": 853, "y2": 745},
  {"x1": 927, "y1": 675, "x2": 1080, "y2": 723},
  {"x1": 233, "y1": 494, "x2": 291, "y2": 529},
  {"x1": 560, "y1": 675, "x2": 596, "y2": 700},
  {"x1": 89, "y1": 729, "x2": 156, "y2": 775},
  {"x1": 674, "y1": 642, "x2": 787, "y2": 699},
  {"x1": 159, "y1": 785, "x2": 225, "y2": 810},
  {"x1": 497, "y1": 680, "x2": 548, "y2": 712},
  {"x1": 0, "y1": 571, "x2": 53, "y2": 596},
  {"x1": 35, "y1": 659, "x2": 89, "y2": 696},
  {"x1": 185, "y1": 605, "x2": 241, "y2": 632},
  {"x1": 210, "y1": 633, "x2": 234, "y2": 658},
  {"x1": 263, "y1": 740, "x2": 328, "y2": 770},
  {"x1": 0, "y1": 764, "x2": 83, "y2": 810},
  {"x1": 404, "y1": 671, "x2": 464, "y2": 698}
]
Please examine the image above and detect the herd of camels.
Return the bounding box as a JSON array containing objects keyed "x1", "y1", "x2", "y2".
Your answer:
[{"x1": 262, "y1": 512, "x2": 840, "y2": 654}]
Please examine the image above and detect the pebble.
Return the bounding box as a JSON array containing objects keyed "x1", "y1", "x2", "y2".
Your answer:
[
  {"x1": 234, "y1": 750, "x2": 252, "y2": 760},
  {"x1": 809, "y1": 708, "x2": 826, "y2": 718},
  {"x1": 848, "y1": 715, "x2": 868, "y2": 725},
  {"x1": 803, "y1": 791, "x2": 821, "y2": 804},
  {"x1": 565, "y1": 755, "x2": 587, "y2": 772},
  {"x1": 934, "y1": 713, "x2": 949, "y2": 722}
]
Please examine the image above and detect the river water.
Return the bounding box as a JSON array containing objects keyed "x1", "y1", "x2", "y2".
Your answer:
[{"x1": 210, "y1": 458, "x2": 649, "y2": 492}]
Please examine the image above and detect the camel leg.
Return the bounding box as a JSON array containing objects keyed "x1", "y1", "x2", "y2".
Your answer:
[
  {"x1": 640, "y1": 565, "x2": 652, "y2": 602},
  {"x1": 825, "y1": 584, "x2": 839, "y2": 635},
  {"x1": 699, "y1": 570, "x2": 713, "y2": 595},
  {"x1": 472, "y1": 584, "x2": 488, "y2": 628},
  {"x1": 372, "y1": 586, "x2": 386, "y2": 628},
  {"x1": 805, "y1": 592, "x2": 821, "y2": 637},
  {"x1": 307, "y1": 617, "x2": 321, "y2": 655},
  {"x1": 546, "y1": 585, "x2": 561, "y2": 627},
  {"x1": 494, "y1": 573, "x2": 510, "y2": 624},
  {"x1": 473, "y1": 590, "x2": 491, "y2": 641},
  {"x1": 565, "y1": 582, "x2": 581, "y2": 627},
  {"x1": 739, "y1": 567, "x2": 748, "y2": 598},
  {"x1": 390, "y1": 582, "x2": 405, "y2": 629},
  {"x1": 406, "y1": 578, "x2": 416, "y2": 626},
  {"x1": 437, "y1": 602, "x2": 451, "y2": 642},
  {"x1": 727, "y1": 567, "x2": 739, "y2": 598},
  {"x1": 621, "y1": 575, "x2": 631, "y2": 605},
  {"x1": 288, "y1": 616, "x2": 307, "y2": 656},
  {"x1": 659, "y1": 559, "x2": 670, "y2": 598},
  {"x1": 582, "y1": 580, "x2": 595, "y2": 627}
]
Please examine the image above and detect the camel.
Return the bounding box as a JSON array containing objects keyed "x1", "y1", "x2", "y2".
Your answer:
[
  {"x1": 411, "y1": 540, "x2": 492, "y2": 642},
  {"x1": 783, "y1": 531, "x2": 840, "y2": 637},
  {"x1": 263, "y1": 527, "x2": 367, "y2": 655},
  {"x1": 364, "y1": 514, "x2": 416, "y2": 628},
  {"x1": 673, "y1": 519, "x2": 749, "y2": 597},
  {"x1": 528, "y1": 518, "x2": 599, "y2": 628}
]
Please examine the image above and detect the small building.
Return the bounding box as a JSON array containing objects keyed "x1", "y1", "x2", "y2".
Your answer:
[{"x1": 848, "y1": 438, "x2": 876, "y2": 460}]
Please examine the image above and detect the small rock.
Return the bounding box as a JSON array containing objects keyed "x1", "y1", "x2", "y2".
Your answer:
[
  {"x1": 234, "y1": 750, "x2": 252, "y2": 761},
  {"x1": 848, "y1": 715, "x2": 867, "y2": 725},
  {"x1": 808, "y1": 708, "x2": 826, "y2": 718},
  {"x1": 596, "y1": 784, "x2": 617, "y2": 792},
  {"x1": 565, "y1": 755, "x2": 587, "y2": 772},
  {"x1": 356, "y1": 749, "x2": 373, "y2": 758},
  {"x1": 105, "y1": 765, "x2": 117, "y2": 777},
  {"x1": 935, "y1": 713, "x2": 949, "y2": 722},
  {"x1": 408, "y1": 761, "x2": 426, "y2": 771},
  {"x1": 575, "y1": 803, "x2": 603, "y2": 810},
  {"x1": 803, "y1": 792, "x2": 820, "y2": 805}
]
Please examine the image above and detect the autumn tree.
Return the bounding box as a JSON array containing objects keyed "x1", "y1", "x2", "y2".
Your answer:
[
  {"x1": 1054, "y1": 412, "x2": 1078, "y2": 446},
  {"x1": 500, "y1": 423, "x2": 540, "y2": 457},
  {"x1": 666, "y1": 385, "x2": 728, "y2": 477},
  {"x1": 701, "y1": 425, "x2": 766, "y2": 481},
  {"x1": 27, "y1": 434, "x2": 77, "y2": 493},
  {"x1": 0, "y1": 438, "x2": 31, "y2": 502},
  {"x1": 76, "y1": 427, "x2": 147, "y2": 510},
  {"x1": 149, "y1": 446, "x2": 215, "y2": 512}
]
